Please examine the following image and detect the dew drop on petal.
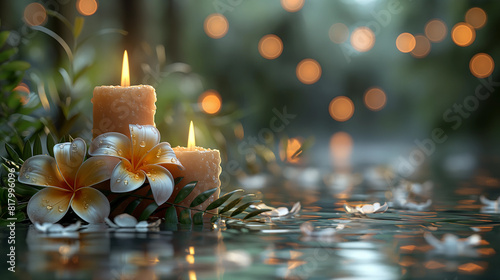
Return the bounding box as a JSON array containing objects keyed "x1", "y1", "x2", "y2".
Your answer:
[
  {"x1": 146, "y1": 172, "x2": 151, "y2": 177},
  {"x1": 58, "y1": 206, "x2": 64, "y2": 213},
  {"x1": 139, "y1": 141, "x2": 146, "y2": 148},
  {"x1": 118, "y1": 149, "x2": 123, "y2": 156},
  {"x1": 170, "y1": 158, "x2": 176, "y2": 163},
  {"x1": 25, "y1": 174, "x2": 30, "y2": 179},
  {"x1": 134, "y1": 173, "x2": 140, "y2": 180},
  {"x1": 124, "y1": 180, "x2": 128, "y2": 185},
  {"x1": 84, "y1": 203, "x2": 89, "y2": 209},
  {"x1": 46, "y1": 205, "x2": 53, "y2": 210},
  {"x1": 116, "y1": 179, "x2": 121, "y2": 183},
  {"x1": 151, "y1": 177, "x2": 155, "y2": 181}
]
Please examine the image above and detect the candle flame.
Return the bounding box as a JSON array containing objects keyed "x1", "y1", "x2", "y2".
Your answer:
[
  {"x1": 188, "y1": 121, "x2": 196, "y2": 149},
  {"x1": 121, "y1": 50, "x2": 130, "y2": 87}
]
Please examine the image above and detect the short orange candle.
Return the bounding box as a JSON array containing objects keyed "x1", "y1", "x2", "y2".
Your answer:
[
  {"x1": 92, "y1": 51, "x2": 156, "y2": 138},
  {"x1": 169, "y1": 121, "x2": 221, "y2": 214}
]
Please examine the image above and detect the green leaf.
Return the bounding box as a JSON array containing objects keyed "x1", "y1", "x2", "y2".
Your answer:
[
  {"x1": 219, "y1": 194, "x2": 255, "y2": 214},
  {"x1": 243, "y1": 209, "x2": 272, "y2": 220},
  {"x1": 109, "y1": 194, "x2": 129, "y2": 210},
  {"x1": 193, "y1": 212, "x2": 204, "y2": 225},
  {"x1": 30, "y1": 25, "x2": 73, "y2": 61},
  {"x1": 164, "y1": 207, "x2": 178, "y2": 224},
  {"x1": 5, "y1": 143, "x2": 20, "y2": 163},
  {"x1": 14, "y1": 183, "x2": 40, "y2": 197},
  {"x1": 0, "y1": 61, "x2": 30, "y2": 71},
  {"x1": 0, "y1": 31, "x2": 9, "y2": 47},
  {"x1": 76, "y1": 28, "x2": 127, "y2": 50},
  {"x1": 230, "y1": 201, "x2": 259, "y2": 217},
  {"x1": 173, "y1": 181, "x2": 197, "y2": 203},
  {"x1": 206, "y1": 189, "x2": 243, "y2": 210},
  {"x1": 22, "y1": 140, "x2": 32, "y2": 160},
  {"x1": 46, "y1": 134, "x2": 56, "y2": 157},
  {"x1": 73, "y1": 16, "x2": 84, "y2": 39},
  {"x1": 139, "y1": 202, "x2": 158, "y2": 221},
  {"x1": 125, "y1": 199, "x2": 141, "y2": 214},
  {"x1": 32, "y1": 135, "x2": 42, "y2": 155},
  {"x1": 190, "y1": 187, "x2": 218, "y2": 207},
  {"x1": 174, "y1": 177, "x2": 183, "y2": 186},
  {"x1": 0, "y1": 48, "x2": 17, "y2": 63},
  {"x1": 179, "y1": 209, "x2": 192, "y2": 224},
  {"x1": 210, "y1": 215, "x2": 219, "y2": 224}
]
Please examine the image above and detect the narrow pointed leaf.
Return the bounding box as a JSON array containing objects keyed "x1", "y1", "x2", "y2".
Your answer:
[
  {"x1": 174, "y1": 181, "x2": 197, "y2": 203},
  {"x1": 219, "y1": 194, "x2": 255, "y2": 214},
  {"x1": 5, "y1": 144, "x2": 20, "y2": 163},
  {"x1": 46, "y1": 134, "x2": 56, "y2": 157},
  {"x1": 73, "y1": 16, "x2": 84, "y2": 38},
  {"x1": 139, "y1": 202, "x2": 158, "y2": 221},
  {"x1": 174, "y1": 177, "x2": 183, "y2": 186},
  {"x1": 109, "y1": 194, "x2": 129, "y2": 210},
  {"x1": 179, "y1": 209, "x2": 191, "y2": 224},
  {"x1": 230, "y1": 200, "x2": 260, "y2": 217},
  {"x1": 31, "y1": 25, "x2": 73, "y2": 61},
  {"x1": 32, "y1": 135, "x2": 42, "y2": 155},
  {"x1": 190, "y1": 187, "x2": 218, "y2": 207},
  {"x1": 125, "y1": 199, "x2": 141, "y2": 214},
  {"x1": 0, "y1": 61, "x2": 30, "y2": 71},
  {"x1": 164, "y1": 207, "x2": 178, "y2": 224},
  {"x1": 206, "y1": 189, "x2": 243, "y2": 210},
  {"x1": 210, "y1": 215, "x2": 219, "y2": 224},
  {"x1": 193, "y1": 212, "x2": 204, "y2": 225},
  {"x1": 22, "y1": 140, "x2": 32, "y2": 160},
  {"x1": 243, "y1": 209, "x2": 272, "y2": 220}
]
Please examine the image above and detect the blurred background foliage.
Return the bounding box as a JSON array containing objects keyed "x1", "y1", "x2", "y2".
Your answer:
[{"x1": 0, "y1": 0, "x2": 499, "y2": 188}]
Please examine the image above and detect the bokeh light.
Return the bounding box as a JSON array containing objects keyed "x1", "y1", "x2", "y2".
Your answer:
[
  {"x1": 281, "y1": 0, "x2": 304, "y2": 13},
  {"x1": 296, "y1": 59, "x2": 322, "y2": 84},
  {"x1": 258, "y1": 34, "x2": 283, "y2": 60},
  {"x1": 204, "y1": 14, "x2": 229, "y2": 39},
  {"x1": 411, "y1": 35, "x2": 431, "y2": 58},
  {"x1": 198, "y1": 90, "x2": 222, "y2": 114},
  {"x1": 76, "y1": 0, "x2": 98, "y2": 16},
  {"x1": 280, "y1": 137, "x2": 303, "y2": 164},
  {"x1": 451, "y1": 22, "x2": 475, "y2": 47},
  {"x1": 465, "y1": 7, "x2": 487, "y2": 29},
  {"x1": 470, "y1": 53, "x2": 494, "y2": 78},
  {"x1": 330, "y1": 132, "x2": 353, "y2": 167},
  {"x1": 13, "y1": 83, "x2": 30, "y2": 105},
  {"x1": 23, "y1": 3, "x2": 47, "y2": 26},
  {"x1": 424, "y1": 19, "x2": 447, "y2": 42},
  {"x1": 329, "y1": 96, "x2": 354, "y2": 122},
  {"x1": 350, "y1": 27, "x2": 375, "y2": 52},
  {"x1": 396, "y1": 33, "x2": 416, "y2": 53},
  {"x1": 364, "y1": 87, "x2": 387, "y2": 111},
  {"x1": 329, "y1": 23, "x2": 349, "y2": 44}
]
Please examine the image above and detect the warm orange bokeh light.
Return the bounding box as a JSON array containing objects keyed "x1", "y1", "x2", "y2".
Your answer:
[
  {"x1": 330, "y1": 132, "x2": 353, "y2": 167},
  {"x1": 14, "y1": 83, "x2": 30, "y2": 105},
  {"x1": 23, "y1": 3, "x2": 47, "y2": 26},
  {"x1": 77, "y1": 0, "x2": 98, "y2": 16},
  {"x1": 470, "y1": 53, "x2": 494, "y2": 78},
  {"x1": 329, "y1": 96, "x2": 354, "y2": 122},
  {"x1": 364, "y1": 87, "x2": 387, "y2": 111},
  {"x1": 280, "y1": 137, "x2": 302, "y2": 163},
  {"x1": 258, "y1": 34, "x2": 283, "y2": 60},
  {"x1": 350, "y1": 27, "x2": 375, "y2": 52},
  {"x1": 396, "y1": 33, "x2": 416, "y2": 53},
  {"x1": 121, "y1": 50, "x2": 130, "y2": 87},
  {"x1": 204, "y1": 14, "x2": 228, "y2": 39},
  {"x1": 281, "y1": 0, "x2": 304, "y2": 12},
  {"x1": 452, "y1": 22, "x2": 475, "y2": 47},
  {"x1": 411, "y1": 35, "x2": 431, "y2": 58},
  {"x1": 465, "y1": 7, "x2": 487, "y2": 29},
  {"x1": 188, "y1": 121, "x2": 196, "y2": 149},
  {"x1": 425, "y1": 19, "x2": 447, "y2": 42},
  {"x1": 458, "y1": 262, "x2": 486, "y2": 274},
  {"x1": 198, "y1": 90, "x2": 222, "y2": 114},
  {"x1": 296, "y1": 59, "x2": 321, "y2": 84},
  {"x1": 329, "y1": 23, "x2": 349, "y2": 44}
]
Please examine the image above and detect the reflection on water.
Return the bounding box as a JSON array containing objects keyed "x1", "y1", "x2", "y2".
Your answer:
[{"x1": 2, "y1": 164, "x2": 500, "y2": 279}]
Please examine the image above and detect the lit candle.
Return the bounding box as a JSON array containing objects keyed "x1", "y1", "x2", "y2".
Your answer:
[
  {"x1": 169, "y1": 121, "x2": 221, "y2": 214},
  {"x1": 92, "y1": 50, "x2": 157, "y2": 138}
]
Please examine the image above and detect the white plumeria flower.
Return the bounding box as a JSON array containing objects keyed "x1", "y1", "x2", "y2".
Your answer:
[
  {"x1": 105, "y1": 213, "x2": 161, "y2": 229},
  {"x1": 257, "y1": 202, "x2": 301, "y2": 218},
  {"x1": 34, "y1": 221, "x2": 81, "y2": 233},
  {"x1": 480, "y1": 195, "x2": 500, "y2": 208},
  {"x1": 344, "y1": 202, "x2": 388, "y2": 215},
  {"x1": 424, "y1": 232, "x2": 481, "y2": 256}
]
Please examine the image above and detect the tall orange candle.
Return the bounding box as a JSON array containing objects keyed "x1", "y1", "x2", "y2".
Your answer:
[
  {"x1": 92, "y1": 51, "x2": 157, "y2": 138},
  {"x1": 169, "y1": 121, "x2": 221, "y2": 214}
]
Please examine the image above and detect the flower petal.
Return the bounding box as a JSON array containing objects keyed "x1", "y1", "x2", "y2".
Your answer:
[
  {"x1": 113, "y1": 213, "x2": 138, "y2": 227},
  {"x1": 74, "y1": 156, "x2": 121, "y2": 189},
  {"x1": 110, "y1": 160, "x2": 146, "y2": 193},
  {"x1": 27, "y1": 187, "x2": 72, "y2": 223},
  {"x1": 19, "y1": 155, "x2": 67, "y2": 189},
  {"x1": 89, "y1": 132, "x2": 131, "y2": 160},
  {"x1": 140, "y1": 142, "x2": 183, "y2": 169},
  {"x1": 142, "y1": 164, "x2": 174, "y2": 205},
  {"x1": 71, "y1": 187, "x2": 110, "y2": 223},
  {"x1": 54, "y1": 138, "x2": 86, "y2": 188},
  {"x1": 129, "y1": 125, "x2": 160, "y2": 168}
]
